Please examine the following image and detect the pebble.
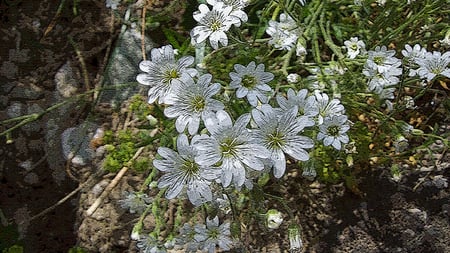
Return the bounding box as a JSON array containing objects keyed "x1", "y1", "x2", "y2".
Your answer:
[
  {"x1": 10, "y1": 83, "x2": 43, "y2": 100},
  {"x1": 6, "y1": 102, "x2": 24, "y2": 118},
  {"x1": 23, "y1": 172, "x2": 39, "y2": 184}
]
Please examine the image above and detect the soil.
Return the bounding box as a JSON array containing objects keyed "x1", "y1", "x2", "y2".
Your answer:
[{"x1": 1, "y1": 1, "x2": 449, "y2": 253}]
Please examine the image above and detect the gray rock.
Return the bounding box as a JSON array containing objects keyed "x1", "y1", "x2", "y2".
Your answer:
[
  {"x1": 0, "y1": 95, "x2": 8, "y2": 109},
  {"x1": 10, "y1": 83, "x2": 43, "y2": 100},
  {"x1": 6, "y1": 102, "x2": 24, "y2": 118},
  {"x1": 61, "y1": 122, "x2": 97, "y2": 167},
  {"x1": 99, "y1": 22, "x2": 155, "y2": 107},
  {"x1": 54, "y1": 61, "x2": 81, "y2": 98}
]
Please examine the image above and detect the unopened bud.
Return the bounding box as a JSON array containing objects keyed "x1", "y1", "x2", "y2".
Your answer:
[{"x1": 266, "y1": 209, "x2": 283, "y2": 229}]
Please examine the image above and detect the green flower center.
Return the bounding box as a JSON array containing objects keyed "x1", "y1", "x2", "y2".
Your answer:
[
  {"x1": 241, "y1": 74, "x2": 257, "y2": 89},
  {"x1": 164, "y1": 69, "x2": 180, "y2": 83},
  {"x1": 373, "y1": 56, "x2": 385, "y2": 65},
  {"x1": 191, "y1": 96, "x2": 206, "y2": 112},
  {"x1": 267, "y1": 130, "x2": 285, "y2": 148},
  {"x1": 181, "y1": 160, "x2": 200, "y2": 175},
  {"x1": 327, "y1": 125, "x2": 340, "y2": 136},
  {"x1": 220, "y1": 138, "x2": 238, "y2": 157},
  {"x1": 208, "y1": 228, "x2": 220, "y2": 239},
  {"x1": 350, "y1": 44, "x2": 358, "y2": 50},
  {"x1": 211, "y1": 22, "x2": 221, "y2": 31}
]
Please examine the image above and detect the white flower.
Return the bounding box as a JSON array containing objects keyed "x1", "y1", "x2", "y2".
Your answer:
[
  {"x1": 276, "y1": 88, "x2": 319, "y2": 120},
  {"x1": 266, "y1": 13, "x2": 300, "y2": 51},
  {"x1": 366, "y1": 46, "x2": 401, "y2": 74},
  {"x1": 105, "y1": 0, "x2": 120, "y2": 9},
  {"x1": 314, "y1": 91, "x2": 345, "y2": 125},
  {"x1": 136, "y1": 45, "x2": 197, "y2": 104},
  {"x1": 401, "y1": 44, "x2": 427, "y2": 64},
  {"x1": 136, "y1": 234, "x2": 166, "y2": 253},
  {"x1": 176, "y1": 223, "x2": 200, "y2": 253},
  {"x1": 194, "y1": 110, "x2": 270, "y2": 188},
  {"x1": 298, "y1": 0, "x2": 307, "y2": 6},
  {"x1": 266, "y1": 29, "x2": 298, "y2": 50},
  {"x1": 344, "y1": 37, "x2": 366, "y2": 59},
  {"x1": 118, "y1": 191, "x2": 152, "y2": 214},
  {"x1": 251, "y1": 105, "x2": 314, "y2": 178},
  {"x1": 415, "y1": 51, "x2": 450, "y2": 81},
  {"x1": 317, "y1": 115, "x2": 350, "y2": 150},
  {"x1": 296, "y1": 43, "x2": 307, "y2": 57},
  {"x1": 207, "y1": 0, "x2": 248, "y2": 26},
  {"x1": 194, "y1": 216, "x2": 233, "y2": 253},
  {"x1": 153, "y1": 134, "x2": 220, "y2": 205},
  {"x1": 164, "y1": 74, "x2": 224, "y2": 135},
  {"x1": 229, "y1": 61, "x2": 274, "y2": 106},
  {"x1": 363, "y1": 61, "x2": 401, "y2": 94},
  {"x1": 191, "y1": 3, "x2": 239, "y2": 49}
]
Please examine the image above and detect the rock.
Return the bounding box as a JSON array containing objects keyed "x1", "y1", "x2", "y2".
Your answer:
[
  {"x1": 61, "y1": 122, "x2": 98, "y2": 167},
  {"x1": 6, "y1": 102, "x2": 24, "y2": 118},
  {"x1": 0, "y1": 95, "x2": 8, "y2": 109},
  {"x1": 54, "y1": 61, "x2": 81, "y2": 98},
  {"x1": 99, "y1": 22, "x2": 155, "y2": 107},
  {"x1": 10, "y1": 82, "x2": 43, "y2": 100}
]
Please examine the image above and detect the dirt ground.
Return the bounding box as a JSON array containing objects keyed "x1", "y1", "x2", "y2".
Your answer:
[{"x1": 1, "y1": 0, "x2": 449, "y2": 253}]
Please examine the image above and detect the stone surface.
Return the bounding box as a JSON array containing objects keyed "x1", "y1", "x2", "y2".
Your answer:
[
  {"x1": 61, "y1": 122, "x2": 98, "y2": 167},
  {"x1": 99, "y1": 23, "x2": 154, "y2": 107}
]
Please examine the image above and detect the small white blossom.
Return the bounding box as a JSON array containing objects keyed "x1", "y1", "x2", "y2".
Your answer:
[
  {"x1": 393, "y1": 135, "x2": 408, "y2": 154},
  {"x1": 376, "y1": 0, "x2": 386, "y2": 6},
  {"x1": 366, "y1": 46, "x2": 401, "y2": 74},
  {"x1": 440, "y1": 31, "x2": 450, "y2": 48},
  {"x1": 317, "y1": 115, "x2": 350, "y2": 150},
  {"x1": 136, "y1": 234, "x2": 166, "y2": 253},
  {"x1": 194, "y1": 216, "x2": 233, "y2": 253},
  {"x1": 251, "y1": 105, "x2": 314, "y2": 178},
  {"x1": 266, "y1": 13, "x2": 300, "y2": 51},
  {"x1": 415, "y1": 51, "x2": 450, "y2": 81},
  {"x1": 288, "y1": 225, "x2": 303, "y2": 252},
  {"x1": 153, "y1": 134, "x2": 220, "y2": 205},
  {"x1": 191, "y1": 3, "x2": 239, "y2": 49},
  {"x1": 207, "y1": 0, "x2": 248, "y2": 26},
  {"x1": 118, "y1": 191, "x2": 152, "y2": 214},
  {"x1": 314, "y1": 91, "x2": 345, "y2": 125},
  {"x1": 105, "y1": 0, "x2": 120, "y2": 10},
  {"x1": 137, "y1": 45, "x2": 197, "y2": 104},
  {"x1": 344, "y1": 37, "x2": 366, "y2": 59},
  {"x1": 164, "y1": 74, "x2": 224, "y2": 135},
  {"x1": 401, "y1": 44, "x2": 427, "y2": 64},
  {"x1": 229, "y1": 61, "x2": 274, "y2": 106},
  {"x1": 277, "y1": 88, "x2": 319, "y2": 120},
  {"x1": 194, "y1": 110, "x2": 270, "y2": 188},
  {"x1": 176, "y1": 223, "x2": 200, "y2": 253}
]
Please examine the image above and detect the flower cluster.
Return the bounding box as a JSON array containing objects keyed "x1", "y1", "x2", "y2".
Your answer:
[
  {"x1": 190, "y1": 0, "x2": 249, "y2": 49},
  {"x1": 402, "y1": 44, "x2": 450, "y2": 81},
  {"x1": 176, "y1": 216, "x2": 232, "y2": 253},
  {"x1": 362, "y1": 45, "x2": 403, "y2": 110},
  {"x1": 136, "y1": 44, "x2": 350, "y2": 207},
  {"x1": 361, "y1": 43, "x2": 450, "y2": 110}
]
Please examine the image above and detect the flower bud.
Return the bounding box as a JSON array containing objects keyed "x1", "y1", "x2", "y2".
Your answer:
[
  {"x1": 266, "y1": 209, "x2": 283, "y2": 229},
  {"x1": 288, "y1": 224, "x2": 303, "y2": 252}
]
